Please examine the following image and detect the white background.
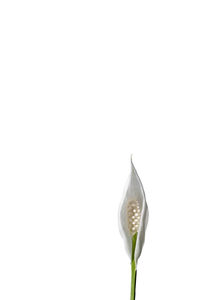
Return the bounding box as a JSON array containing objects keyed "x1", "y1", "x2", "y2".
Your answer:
[{"x1": 0, "y1": 0, "x2": 200, "y2": 299}]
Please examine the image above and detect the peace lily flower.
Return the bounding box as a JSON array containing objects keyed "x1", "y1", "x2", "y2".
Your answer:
[{"x1": 119, "y1": 156, "x2": 149, "y2": 300}]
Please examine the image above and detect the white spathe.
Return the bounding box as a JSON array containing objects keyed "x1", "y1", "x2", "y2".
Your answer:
[{"x1": 119, "y1": 157, "x2": 149, "y2": 265}]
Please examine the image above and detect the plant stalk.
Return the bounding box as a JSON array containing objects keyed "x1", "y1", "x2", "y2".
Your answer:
[{"x1": 130, "y1": 233, "x2": 137, "y2": 300}]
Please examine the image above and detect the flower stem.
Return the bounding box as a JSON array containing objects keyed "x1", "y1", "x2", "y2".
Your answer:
[{"x1": 130, "y1": 233, "x2": 137, "y2": 300}]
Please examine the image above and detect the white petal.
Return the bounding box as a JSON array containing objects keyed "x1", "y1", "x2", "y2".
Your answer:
[{"x1": 119, "y1": 156, "x2": 149, "y2": 265}]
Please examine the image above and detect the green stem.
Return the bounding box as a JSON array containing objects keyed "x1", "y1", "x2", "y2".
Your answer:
[{"x1": 130, "y1": 233, "x2": 137, "y2": 300}]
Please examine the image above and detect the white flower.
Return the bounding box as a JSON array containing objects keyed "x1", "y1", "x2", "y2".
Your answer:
[{"x1": 119, "y1": 156, "x2": 149, "y2": 265}]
